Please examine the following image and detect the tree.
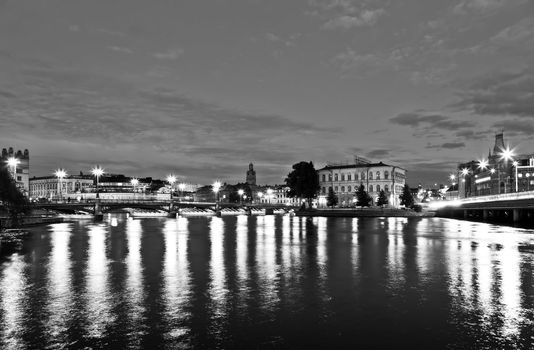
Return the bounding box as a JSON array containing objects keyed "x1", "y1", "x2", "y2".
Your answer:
[
  {"x1": 326, "y1": 187, "x2": 338, "y2": 208},
  {"x1": 377, "y1": 190, "x2": 389, "y2": 207},
  {"x1": 355, "y1": 184, "x2": 371, "y2": 207},
  {"x1": 399, "y1": 184, "x2": 415, "y2": 208},
  {"x1": 0, "y1": 166, "x2": 29, "y2": 227},
  {"x1": 285, "y1": 161, "x2": 320, "y2": 208}
]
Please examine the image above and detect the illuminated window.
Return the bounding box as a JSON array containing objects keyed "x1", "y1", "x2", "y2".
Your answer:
[
  {"x1": 384, "y1": 171, "x2": 389, "y2": 180},
  {"x1": 376, "y1": 171, "x2": 380, "y2": 180},
  {"x1": 369, "y1": 172, "x2": 373, "y2": 180}
]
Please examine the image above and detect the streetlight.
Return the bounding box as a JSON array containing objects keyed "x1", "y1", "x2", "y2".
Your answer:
[
  {"x1": 213, "y1": 181, "x2": 222, "y2": 210},
  {"x1": 6, "y1": 157, "x2": 20, "y2": 180},
  {"x1": 131, "y1": 178, "x2": 139, "y2": 198},
  {"x1": 513, "y1": 161, "x2": 519, "y2": 192},
  {"x1": 257, "y1": 191, "x2": 264, "y2": 204},
  {"x1": 266, "y1": 188, "x2": 273, "y2": 204},
  {"x1": 477, "y1": 159, "x2": 488, "y2": 171},
  {"x1": 499, "y1": 146, "x2": 516, "y2": 193},
  {"x1": 238, "y1": 189, "x2": 244, "y2": 206},
  {"x1": 91, "y1": 166, "x2": 104, "y2": 198},
  {"x1": 178, "y1": 183, "x2": 186, "y2": 202},
  {"x1": 167, "y1": 175, "x2": 177, "y2": 200},
  {"x1": 54, "y1": 169, "x2": 67, "y2": 201}
]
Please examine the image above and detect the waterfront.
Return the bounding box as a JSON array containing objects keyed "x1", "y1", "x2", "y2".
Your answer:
[{"x1": 1, "y1": 215, "x2": 534, "y2": 349}]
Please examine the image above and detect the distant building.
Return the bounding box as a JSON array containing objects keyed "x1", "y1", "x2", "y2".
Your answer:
[
  {"x1": 461, "y1": 132, "x2": 534, "y2": 197},
  {"x1": 256, "y1": 185, "x2": 301, "y2": 206},
  {"x1": 246, "y1": 163, "x2": 256, "y2": 186},
  {"x1": 1, "y1": 147, "x2": 30, "y2": 196},
  {"x1": 30, "y1": 174, "x2": 93, "y2": 200},
  {"x1": 316, "y1": 156, "x2": 407, "y2": 207}
]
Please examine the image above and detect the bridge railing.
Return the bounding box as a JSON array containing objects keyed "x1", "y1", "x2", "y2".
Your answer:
[{"x1": 460, "y1": 190, "x2": 534, "y2": 204}]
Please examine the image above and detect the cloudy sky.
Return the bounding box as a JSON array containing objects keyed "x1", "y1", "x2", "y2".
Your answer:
[{"x1": 1, "y1": 0, "x2": 533, "y2": 186}]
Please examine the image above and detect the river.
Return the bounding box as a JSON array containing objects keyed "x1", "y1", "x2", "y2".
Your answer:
[{"x1": 1, "y1": 215, "x2": 533, "y2": 349}]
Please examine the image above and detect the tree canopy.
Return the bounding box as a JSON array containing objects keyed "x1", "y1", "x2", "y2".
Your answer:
[
  {"x1": 285, "y1": 161, "x2": 320, "y2": 208},
  {"x1": 0, "y1": 166, "x2": 29, "y2": 227},
  {"x1": 376, "y1": 190, "x2": 389, "y2": 207},
  {"x1": 399, "y1": 184, "x2": 415, "y2": 208},
  {"x1": 355, "y1": 184, "x2": 372, "y2": 207},
  {"x1": 326, "y1": 187, "x2": 338, "y2": 208}
]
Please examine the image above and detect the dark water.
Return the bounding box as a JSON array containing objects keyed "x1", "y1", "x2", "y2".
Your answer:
[{"x1": 1, "y1": 215, "x2": 534, "y2": 349}]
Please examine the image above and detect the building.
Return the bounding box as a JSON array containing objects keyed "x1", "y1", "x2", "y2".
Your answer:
[
  {"x1": 30, "y1": 174, "x2": 94, "y2": 200},
  {"x1": 256, "y1": 185, "x2": 301, "y2": 206},
  {"x1": 459, "y1": 132, "x2": 534, "y2": 197},
  {"x1": 1, "y1": 147, "x2": 30, "y2": 196},
  {"x1": 316, "y1": 156, "x2": 407, "y2": 207},
  {"x1": 246, "y1": 163, "x2": 256, "y2": 186}
]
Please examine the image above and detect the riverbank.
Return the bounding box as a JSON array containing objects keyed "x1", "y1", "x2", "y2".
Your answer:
[
  {"x1": 295, "y1": 208, "x2": 435, "y2": 218},
  {"x1": 0, "y1": 215, "x2": 64, "y2": 229}
]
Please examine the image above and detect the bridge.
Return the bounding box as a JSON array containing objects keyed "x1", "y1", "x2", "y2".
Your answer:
[
  {"x1": 434, "y1": 191, "x2": 534, "y2": 224},
  {"x1": 31, "y1": 199, "x2": 297, "y2": 219}
]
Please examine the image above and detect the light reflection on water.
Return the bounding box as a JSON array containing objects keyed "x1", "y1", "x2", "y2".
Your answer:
[{"x1": 0, "y1": 216, "x2": 533, "y2": 348}]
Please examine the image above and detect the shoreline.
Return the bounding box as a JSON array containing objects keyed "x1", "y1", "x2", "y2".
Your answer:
[{"x1": 295, "y1": 208, "x2": 435, "y2": 218}]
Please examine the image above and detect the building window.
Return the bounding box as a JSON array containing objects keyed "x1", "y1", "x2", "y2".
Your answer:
[
  {"x1": 361, "y1": 172, "x2": 365, "y2": 180},
  {"x1": 376, "y1": 185, "x2": 381, "y2": 192},
  {"x1": 385, "y1": 185, "x2": 389, "y2": 192},
  {"x1": 334, "y1": 186, "x2": 338, "y2": 192},
  {"x1": 328, "y1": 174, "x2": 332, "y2": 181},
  {"x1": 322, "y1": 174, "x2": 326, "y2": 182},
  {"x1": 348, "y1": 185, "x2": 352, "y2": 192},
  {"x1": 369, "y1": 185, "x2": 373, "y2": 192},
  {"x1": 376, "y1": 171, "x2": 380, "y2": 180},
  {"x1": 347, "y1": 174, "x2": 352, "y2": 181},
  {"x1": 328, "y1": 186, "x2": 332, "y2": 192},
  {"x1": 322, "y1": 187, "x2": 326, "y2": 194},
  {"x1": 384, "y1": 171, "x2": 389, "y2": 180},
  {"x1": 341, "y1": 174, "x2": 345, "y2": 181},
  {"x1": 334, "y1": 174, "x2": 338, "y2": 181},
  {"x1": 341, "y1": 186, "x2": 345, "y2": 192},
  {"x1": 354, "y1": 173, "x2": 359, "y2": 181},
  {"x1": 16, "y1": 168, "x2": 23, "y2": 174},
  {"x1": 369, "y1": 172, "x2": 373, "y2": 180}
]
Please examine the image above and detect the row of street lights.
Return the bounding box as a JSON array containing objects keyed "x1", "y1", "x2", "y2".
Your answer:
[{"x1": 449, "y1": 146, "x2": 519, "y2": 196}]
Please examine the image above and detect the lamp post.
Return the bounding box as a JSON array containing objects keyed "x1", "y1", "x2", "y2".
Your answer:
[
  {"x1": 54, "y1": 169, "x2": 67, "y2": 201},
  {"x1": 178, "y1": 183, "x2": 186, "y2": 202},
  {"x1": 167, "y1": 175, "x2": 177, "y2": 201},
  {"x1": 131, "y1": 178, "x2": 139, "y2": 200},
  {"x1": 512, "y1": 161, "x2": 519, "y2": 193},
  {"x1": 6, "y1": 157, "x2": 20, "y2": 182},
  {"x1": 91, "y1": 166, "x2": 104, "y2": 199},
  {"x1": 266, "y1": 188, "x2": 273, "y2": 205},
  {"x1": 238, "y1": 189, "x2": 244, "y2": 206},
  {"x1": 213, "y1": 181, "x2": 222, "y2": 211},
  {"x1": 499, "y1": 146, "x2": 516, "y2": 193},
  {"x1": 257, "y1": 191, "x2": 263, "y2": 204}
]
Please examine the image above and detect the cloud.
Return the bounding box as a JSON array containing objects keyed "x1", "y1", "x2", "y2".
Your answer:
[
  {"x1": 323, "y1": 9, "x2": 385, "y2": 30},
  {"x1": 108, "y1": 46, "x2": 133, "y2": 54},
  {"x1": 455, "y1": 130, "x2": 487, "y2": 140},
  {"x1": 153, "y1": 48, "x2": 184, "y2": 60},
  {"x1": 453, "y1": 0, "x2": 526, "y2": 14},
  {"x1": 365, "y1": 149, "x2": 390, "y2": 159},
  {"x1": 492, "y1": 118, "x2": 534, "y2": 136},
  {"x1": 451, "y1": 69, "x2": 534, "y2": 118},
  {"x1": 390, "y1": 112, "x2": 476, "y2": 136},
  {"x1": 426, "y1": 142, "x2": 466, "y2": 149}
]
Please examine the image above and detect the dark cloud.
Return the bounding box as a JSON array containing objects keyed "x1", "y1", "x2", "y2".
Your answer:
[
  {"x1": 451, "y1": 69, "x2": 534, "y2": 118},
  {"x1": 454, "y1": 129, "x2": 487, "y2": 140},
  {"x1": 426, "y1": 142, "x2": 466, "y2": 150},
  {"x1": 390, "y1": 111, "x2": 476, "y2": 131},
  {"x1": 492, "y1": 118, "x2": 534, "y2": 136},
  {"x1": 366, "y1": 149, "x2": 390, "y2": 159}
]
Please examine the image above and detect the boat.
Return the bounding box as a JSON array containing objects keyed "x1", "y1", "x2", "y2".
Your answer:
[{"x1": 487, "y1": 243, "x2": 503, "y2": 251}]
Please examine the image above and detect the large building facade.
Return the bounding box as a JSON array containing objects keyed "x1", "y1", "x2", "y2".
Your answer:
[
  {"x1": 1, "y1": 147, "x2": 30, "y2": 196},
  {"x1": 317, "y1": 157, "x2": 407, "y2": 207},
  {"x1": 30, "y1": 175, "x2": 94, "y2": 200}
]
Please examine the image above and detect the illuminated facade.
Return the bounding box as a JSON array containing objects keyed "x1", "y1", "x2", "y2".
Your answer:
[
  {"x1": 1, "y1": 147, "x2": 30, "y2": 196},
  {"x1": 317, "y1": 157, "x2": 407, "y2": 207},
  {"x1": 460, "y1": 133, "x2": 534, "y2": 197},
  {"x1": 30, "y1": 175, "x2": 94, "y2": 200}
]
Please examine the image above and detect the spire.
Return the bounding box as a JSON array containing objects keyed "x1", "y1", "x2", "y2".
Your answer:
[{"x1": 493, "y1": 132, "x2": 505, "y2": 155}]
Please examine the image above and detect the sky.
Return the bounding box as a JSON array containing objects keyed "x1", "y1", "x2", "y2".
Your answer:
[{"x1": 1, "y1": 0, "x2": 533, "y2": 186}]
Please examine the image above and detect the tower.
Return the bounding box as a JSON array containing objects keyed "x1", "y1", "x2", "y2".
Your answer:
[{"x1": 246, "y1": 163, "x2": 256, "y2": 186}]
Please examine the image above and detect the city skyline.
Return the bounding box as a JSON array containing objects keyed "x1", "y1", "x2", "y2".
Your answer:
[{"x1": 1, "y1": 0, "x2": 534, "y2": 185}]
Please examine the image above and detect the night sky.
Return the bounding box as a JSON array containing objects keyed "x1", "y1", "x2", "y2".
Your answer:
[{"x1": 1, "y1": 0, "x2": 533, "y2": 186}]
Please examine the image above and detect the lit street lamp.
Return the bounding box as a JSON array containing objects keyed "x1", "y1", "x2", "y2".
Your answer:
[
  {"x1": 257, "y1": 191, "x2": 263, "y2": 204},
  {"x1": 266, "y1": 188, "x2": 273, "y2": 205},
  {"x1": 178, "y1": 183, "x2": 186, "y2": 202},
  {"x1": 238, "y1": 189, "x2": 244, "y2": 206},
  {"x1": 513, "y1": 161, "x2": 519, "y2": 192},
  {"x1": 213, "y1": 181, "x2": 222, "y2": 210},
  {"x1": 499, "y1": 146, "x2": 516, "y2": 193},
  {"x1": 131, "y1": 178, "x2": 139, "y2": 198},
  {"x1": 6, "y1": 157, "x2": 20, "y2": 180},
  {"x1": 54, "y1": 169, "x2": 67, "y2": 201},
  {"x1": 167, "y1": 175, "x2": 177, "y2": 200},
  {"x1": 91, "y1": 166, "x2": 104, "y2": 198}
]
